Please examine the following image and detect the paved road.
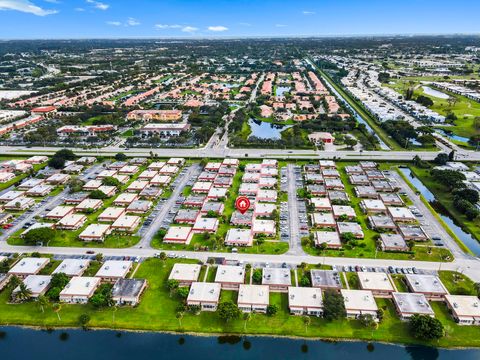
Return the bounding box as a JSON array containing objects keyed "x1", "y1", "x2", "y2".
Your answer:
[
  {"x1": 133, "y1": 163, "x2": 202, "y2": 249},
  {"x1": 0, "y1": 163, "x2": 103, "y2": 242},
  {"x1": 1, "y1": 241, "x2": 479, "y2": 281},
  {"x1": 390, "y1": 170, "x2": 469, "y2": 260},
  {"x1": 286, "y1": 164, "x2": 304, "y2": 255},
  {"x1": 4, "y1": 144, "x2": 479, "y2": 161}
]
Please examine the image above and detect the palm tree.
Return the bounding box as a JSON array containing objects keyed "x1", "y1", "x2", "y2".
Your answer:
[
  {"x1": 176, "y1": 311, "x2": 184, "y2": 327},
  {"x1": 303, "y1": 316, "x2": 311, "y2": 333},
  {"x1": 37, "y1": 295, "x2": 49, "y2": 313},
  {"x1": 243, "y1": 312, "x2": 253, "y2": 331},
  {"x1": 15, "y1": 283, "x2": 32, "y2": 302},
  {"x1": 8, "y1": 275, "x2": 21, "y2": 289},
  {"x1": 52, "y1": 303, "x2": 62, "y2": 321}
]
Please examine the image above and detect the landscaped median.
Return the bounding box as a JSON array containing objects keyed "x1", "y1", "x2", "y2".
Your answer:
[{"x1": 0, "y1": 257, "x2": 480, "y2": 348}]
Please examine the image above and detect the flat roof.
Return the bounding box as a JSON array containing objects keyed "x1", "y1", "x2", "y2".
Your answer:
[
  {"x1": 262, "y1": 268, "x2": 291, "y2": 286},
  {"x1": 225, "y1": 228, "x2": 252, "y2": 245},
  {"x1": 80, "y1": 223, "x2": 111, "y2": 238},
  {"x1": 238, "y1": 284, "x2": 269, "y2": 305},
  {"x1": 112, "y1": 215, "x2": 141, "y2": 228},
  {"x1": 53, "y1": 259, "x2": 90, "y2": 276},
  {"x1": 58, "y1": 214, "x2": 87, "y2": 227},
  {"x1": 60, "y1": 276, "x2": 101, "y2": 297},
  {"x1": 112, "y1": 278, "x2": 147, "y2": 298},
  {"x1": 380, "y1": 233, "x2": 407, "y2": 248},
  {"x1": 392, "y1": 292, "x2": 434, "y2": 315},
  {"x1": 215, "y1": 265, "x2": 245, "y2": 284},
  {"x1": 341, "y1": 289, "x2": 378, "y2": 312},
  {"x1": 169, "y1": 263, "x2": 201, "y2": 282},
  {"x1": 9, "y1": 257, "x2": 49, "y2": 275},
  {"x1": 358, "y1": 272, "x2": 395, "y2": 292},
  {"x1": 314, "y1": 231, "x2": 341, "y2": 247},
  {"x1": 165, "y1": 226, "x2": 193, "y2": 241},
  {"x1": 311, "y1": 270, "x2": 342, "y2": 289},
  {"x1": 288, "y1": 286, "x2": 323, "y2": 308},
  {"x1": 252, "y1": 219, "x2": 276, "y2": 233},
  {"x1": 95, "y1": 260, "x2": 132, "y2": 278},
  {"x1": 99, "y1": 207, "x2": 125, "y2": 219},
  {"x1": 445, "y1": 295, "x2": 480, "y2": 318},
  {"x1": 187, "y1": 282, "x2": 221, "y2": 303},
  {"x1": 405, "y1": 274, "x2": 448, "y2": 295},
  {"x1": 46, "y1": 205, "x2": 74, "y2": 218},
  {"x1": 18, "y1": 275, "x2": 51, "y2": 294}
]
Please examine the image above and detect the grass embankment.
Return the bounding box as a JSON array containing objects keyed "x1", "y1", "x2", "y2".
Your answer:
[
  {"x1": 302, "y1": 163, "x2": 453, "y2": 262},
  {"x1": 1, "y1": 258, "x2": 480, "y2": 348},
  {"x1": 406, "y1": 165, "x2": 479, "y2": 251}
]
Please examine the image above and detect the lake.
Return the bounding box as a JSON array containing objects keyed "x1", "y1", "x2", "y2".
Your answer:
[
  {"x1": 399, "y1": 167, "x2": 480, "y2": 255},
  {"x1": 434, "y1": 129, "x2": 470, "y2": 144},
  {"x1": 0, "y1": 327, "x2": 479, "y2": 360},
  {"x1": 248, "y1": 118, "x2": 292, "y2": 140},
  {"x1": 422, "y1": 86, "x2": 450, "y2": 100}
]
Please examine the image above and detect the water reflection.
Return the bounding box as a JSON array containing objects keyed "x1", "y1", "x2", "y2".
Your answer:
[{"x1": 398, "y1": 167, "x2": 480, "y2": 255}]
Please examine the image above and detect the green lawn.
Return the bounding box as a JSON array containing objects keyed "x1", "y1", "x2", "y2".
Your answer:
[
  {"x1": 439, "y1": 271, "x2": 477, "y2": 295},
  {"x1": 1, "y1": 258, "x2": 480, "y2": 347},
  {"x1": 302, "y1": 163, "x2": 453, "y2": 262},
  {"x1": 386, "y1": 79, "x2": 480, "y2": 138},
  {"x1": 409, "y1": 165, "x2": 480, "y2": 245}
]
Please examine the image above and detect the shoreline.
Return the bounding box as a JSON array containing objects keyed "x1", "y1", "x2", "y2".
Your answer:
[{"x1": 1, "y1": 322, "x2": 478, "y2": 350}]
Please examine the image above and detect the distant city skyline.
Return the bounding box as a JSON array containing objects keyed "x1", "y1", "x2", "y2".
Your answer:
[{"x1": 0, "y1": 0, "x2": 479, "y2": 39}]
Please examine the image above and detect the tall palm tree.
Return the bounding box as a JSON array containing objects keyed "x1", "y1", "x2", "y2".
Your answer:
[
  {"x1": 303, "y1": 316, "x2": 311, "y2": 333},
  {"x1": 176, "y1": 311, "x2": 184, "y2": 327},
  {"x1": 37, "y1": 295, "x2": 49, "y2": 313},
  {"x1": 243, "y1": 312, "x2": 254, "y2": 331},
  {"x1": 52, "y1": 303, "x2": 62, "y2": 321},
  {"x1": 15, "y1": 283, "x2": 32, "y2": 302}
]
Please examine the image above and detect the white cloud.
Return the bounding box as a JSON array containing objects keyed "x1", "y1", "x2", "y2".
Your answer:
[
  {"x1": 126, "y1": 17, "x2": 140, "y2": 26},
  {"x1": 86, "y1": 0, "x2": 109, "y2": 10},
  {"x1": 154, "y1": 24, "x2": 182, "y2": 29},
  {"x1": 302, "y1": 11, "x2": 315, "y2": 15},
  {"x1": 207, "y1": 25, "x2": 228, "y2": 32},
  {"x1": 275, "y1": 24, "x2": 287, "y2": 27},
  {"x1": 0, "y1": 0, "x2": 58, "y2": 16},
  {"x1": 181, "y1": 26, "x2": 198, "y2": 33},
  {"x1": 106, "y1": 21, "x2": 121, "y2": 26}
]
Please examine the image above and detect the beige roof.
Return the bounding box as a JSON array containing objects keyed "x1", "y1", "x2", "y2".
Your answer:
[
  {"x1": 60, "y1": 276, "x2": 101, "y2": 297},
  {"x1": 341, "y1": 289, "x2": 378, "y2": 312},
  {"x1": 215, "y1": 265, "x2": 245, "y2": 284},
  {"x1": 238, "y1": 284, "x2": 269, "y2": 306},
  {"x1": 169, "y1": 263, "x2": 201, "y2": 282},
  {"x1": 288, "y1": 286, "x2": 323, "y2": 308},
  {"x1": 187, "y1": 282, "x2": 221, "y2": 303},
  {"x1": 358, "y1": 272, "x2": 395, "y2": 292}
]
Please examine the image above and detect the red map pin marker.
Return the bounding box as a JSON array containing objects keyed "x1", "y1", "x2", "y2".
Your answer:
[{"x1": 235, "y1": 196, "x2": 251, "y2": 214}]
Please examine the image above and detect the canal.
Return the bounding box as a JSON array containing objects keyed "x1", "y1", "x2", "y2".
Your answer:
[
  {"x1": 399, "y1": 167, "x2": 480, "y2": 255},
  {"x1": 0, "y1": 327, "x2": 478, "y2": 360}
]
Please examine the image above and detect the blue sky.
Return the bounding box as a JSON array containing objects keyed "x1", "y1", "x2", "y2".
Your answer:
[{"x1": 0, "y1": 0, "x2": 479, "y2": 39}]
